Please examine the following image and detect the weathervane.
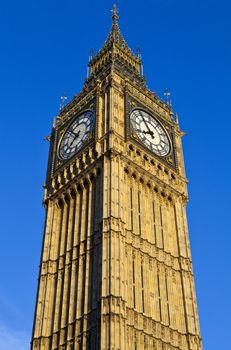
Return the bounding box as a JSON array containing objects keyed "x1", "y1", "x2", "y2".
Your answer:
[
  {"x1": 60, "y1": 93, "x2": 67, "y2": 111},
  {"x1": 164, "y1": 89, "x2": 171, "y2": 107}
]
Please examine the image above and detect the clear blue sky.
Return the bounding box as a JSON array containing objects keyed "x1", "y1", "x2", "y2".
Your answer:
[{"x1": 0, "y1": 0, "x2": 230, "y2": 349}]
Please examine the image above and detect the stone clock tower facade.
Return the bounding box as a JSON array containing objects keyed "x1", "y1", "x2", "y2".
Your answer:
[{"x1": 31, "y1": 6, "x2": 202, "y2": 350}]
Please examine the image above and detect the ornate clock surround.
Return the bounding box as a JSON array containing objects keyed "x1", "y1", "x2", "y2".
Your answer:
[
  {"x1": 52, "y1": 98, "x2": 97, "y2": 173},
  {"x1": 125, "y1": 93, "x2": 178, "y2": 169},
  {"x1": 58, "y1": 110, "x2": 95, "y2": 160}
]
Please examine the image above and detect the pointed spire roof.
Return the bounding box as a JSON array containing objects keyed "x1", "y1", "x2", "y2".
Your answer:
[
  {"x1": 89, "y1": 4, "x2": 141, "y2": 68},
  {"x1": 103, "y1": 3, "x2": 139, "y2": 60}
]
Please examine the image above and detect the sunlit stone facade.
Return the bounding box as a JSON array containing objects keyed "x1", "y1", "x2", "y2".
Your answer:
[{"x1": 31, "y1": 6, "x2": 202, "y2": 350}]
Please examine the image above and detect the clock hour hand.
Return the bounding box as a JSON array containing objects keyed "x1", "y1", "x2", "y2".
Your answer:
[
  {"x1": 136, "y1": 125, "x2": 155, "y2": 139},
  {"x1": 142, "y1": 129, "x2": 155, "y2": 139},
  {"x1": 70, "y1": 130, "x2": 80, "y2": 146}
]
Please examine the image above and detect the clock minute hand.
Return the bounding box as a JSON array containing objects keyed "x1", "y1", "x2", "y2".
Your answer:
[
  {"x1": 142, "y1": 116, "x2": 155, "y2": 139},
  {"x1": 142, "y1": 116, "x2": 152, "y2": 133}
]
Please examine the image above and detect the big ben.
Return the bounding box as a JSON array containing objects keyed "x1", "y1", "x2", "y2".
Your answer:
[{"x1": 31, "y1": 5, "x2": 202, "y2": 350}]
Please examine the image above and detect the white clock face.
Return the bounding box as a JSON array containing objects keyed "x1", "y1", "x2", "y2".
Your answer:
[
  {"x1": 130, "y1": 109, "x2": 170, "y2": 157},
  {"x1": 59, "y1": 111, "x2": 94, "y2": 160}
]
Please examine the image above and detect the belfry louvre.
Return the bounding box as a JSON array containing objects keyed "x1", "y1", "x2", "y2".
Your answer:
[{"x1": 31, "y1": 5, "x2": 202, "y2": 350}]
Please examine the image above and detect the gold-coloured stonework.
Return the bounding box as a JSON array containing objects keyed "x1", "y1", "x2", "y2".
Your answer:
[{"x1": 31, "y1": 5, "x2": 202, "y2": 350}]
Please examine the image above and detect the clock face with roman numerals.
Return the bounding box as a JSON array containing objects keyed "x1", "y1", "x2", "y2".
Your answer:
[
  {"x1": 130, "y1": 109, "x2": 171, "y2": 157},
  {"x1": 59, "y1": 111, "x2": 94, "y2": 160}
]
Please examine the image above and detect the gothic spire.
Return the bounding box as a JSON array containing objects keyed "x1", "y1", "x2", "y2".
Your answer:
[
  {"x1": 103, "y1": 3, "x2": 136, "y2": 57},
  {"x1": 88, "y1": 4, "x2": 143, "y2": 81},
  {"x1": 111, "y1": 3, "x2": 119, "y2": 41}
]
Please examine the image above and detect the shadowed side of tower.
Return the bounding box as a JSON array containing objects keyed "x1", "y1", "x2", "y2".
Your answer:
[{"x1": 31, "y1": 5, "x2": 202, "y2": 350}]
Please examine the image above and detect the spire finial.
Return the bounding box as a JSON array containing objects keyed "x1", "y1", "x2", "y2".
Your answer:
[{"x1": 111, "y1": 3, "x2": 119, "y2": 25}]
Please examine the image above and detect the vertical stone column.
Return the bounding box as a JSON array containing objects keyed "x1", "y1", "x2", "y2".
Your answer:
[
  {"x1": 101, "y1": 156, "x2": 110, "y2": 350},
  {"x1": 32, "y1": 200, "x2": 54, "y2": 346},
  {"x1": 92, "y1": 172, "x2": 99, "y2": 315},
  {"x1": 52, "y1": 195, "x2": 68, "y2": 347},
  {"x1": 60, "y1": 192, "x2": 75, "y2": 345},
  {"x1": 73, "y1": 186, "x2": 83, "y2": 350},
  {"x1": 75, "y1": 181, "x2": 88, "y2": 347},
  {"x1": 41, "y1": 201, "x2": 61, "y2": 343},
  {"x1": 174, "y1": 195, "x2": 193, "y2": 349},
  {"x1": 82, "y1": 176, "x2": 93, "y2": 348},
  {"x1": 67, "y1": 187, "x2": 81, "y2": 343},
  {"x1": 181, "y1": 199, "x2": 202, "y2": 349}
]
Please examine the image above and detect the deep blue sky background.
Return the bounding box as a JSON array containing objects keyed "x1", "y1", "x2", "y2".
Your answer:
[{"x1": 0, "y1": 0, "x2": 230, "y2": 349}]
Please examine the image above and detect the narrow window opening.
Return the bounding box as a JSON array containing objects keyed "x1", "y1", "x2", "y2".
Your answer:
[
  {"x1": 132, "y1": 256, "x2": 136, "y2": 309},
  {"x1": 141, "y1": 264, "x2": 145, "y2": 313},
  {"x1": 165, "y1": 275, "x2": 170, "y2": 325},
  {"x1": 157, "y1": 273, "x2": 162, "y2": 322},
  {"x1": 152, "y1": 201, "x2": 157, "y2": 244},
  {"x1": 160, "y1": 205, "x2": 164, "y2": 249},
  {"x1": 130, "y1": 188, "x2": 133, "y2": 231},
  {"x1": 138, "y1": 191, "x2": 141, "y2": 235}
]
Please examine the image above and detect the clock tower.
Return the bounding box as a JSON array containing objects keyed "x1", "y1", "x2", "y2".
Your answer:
[{"x1": 31, "y1": 5, "x2": 202, "y2": 350}]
